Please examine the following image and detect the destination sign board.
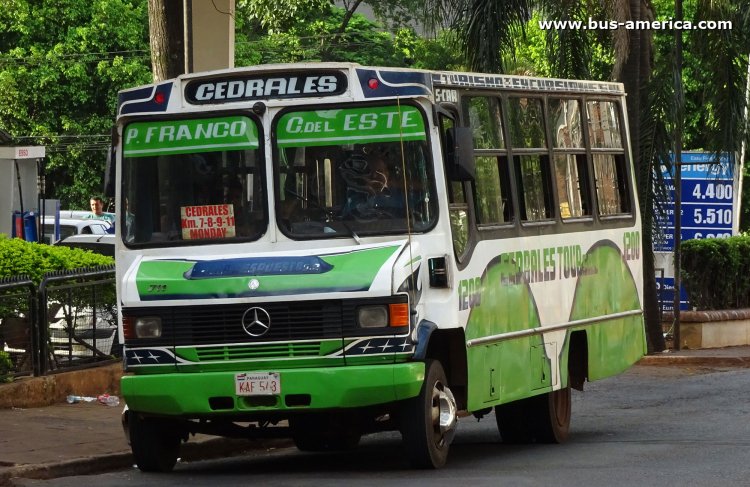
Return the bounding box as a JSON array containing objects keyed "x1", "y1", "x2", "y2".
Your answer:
[{"x1": 184, "y1": 71, "x2": 347, "y2": 104}]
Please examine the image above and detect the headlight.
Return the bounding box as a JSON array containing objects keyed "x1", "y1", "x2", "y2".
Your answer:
[
  {"x1": 357, "y1": 306, "x2": 388, "y2": 328},
  {"x1": 135, "y1": 316, "x2": 162, "y2": 338}
]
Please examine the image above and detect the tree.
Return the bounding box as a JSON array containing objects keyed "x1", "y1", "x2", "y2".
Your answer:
[
  {"x1": 236, "y1": 0, "x2": 434, "y2": 65},
  {"x1": 147, "y1": 0, "x2": 184, "y2": 81},
  {"x1": 0, "y1": 0, "x2": 151, "y2": 209},
  {"x1": 235, "y1": 3, "x2": 457, "y2": 68},
  {"x1": 238, "y1": 0, "x2": 425, "y2": 34}
]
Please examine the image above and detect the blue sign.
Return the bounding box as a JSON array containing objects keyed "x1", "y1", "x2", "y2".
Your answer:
[
  {"x1": 657, "y1": 277, "x2": 689, "y2": 313},
  {"x1": 654, "y1": 152, "x2": 735, "y2": 251}
]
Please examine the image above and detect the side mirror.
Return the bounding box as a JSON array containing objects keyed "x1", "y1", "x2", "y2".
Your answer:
[
  {"x1": 447, "y1": 127, "x2": 475, "y2": 182},
  {"x1": 104, "y1": 126, "x2": 117, "y2": 198}
]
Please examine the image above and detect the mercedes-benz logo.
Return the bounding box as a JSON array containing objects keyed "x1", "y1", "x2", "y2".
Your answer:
[{"x1": 241, "y1": 307, "x2": 271, "y2": 337}]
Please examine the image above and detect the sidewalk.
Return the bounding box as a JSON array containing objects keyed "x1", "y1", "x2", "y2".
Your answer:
[
  {"x1": 0, "y1": 364, "x2": 290, "y2": 486},
  {"x1": 2, "y1": 346, "x2": 750, "y2": 485},
  {"x1": 637, "y1": 345, "x2": 750, "y2": 367},
  {"x1": 0, "y1": 400, "x2": 289, "y2": 487}
]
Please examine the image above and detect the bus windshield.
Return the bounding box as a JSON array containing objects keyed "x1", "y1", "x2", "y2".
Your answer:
[
  {"x1": 274, "y1": 104, "x2": 438, "y2": 238},
  {"x1": 121, "y1": 115, "x2": 266, "y2": 245}
]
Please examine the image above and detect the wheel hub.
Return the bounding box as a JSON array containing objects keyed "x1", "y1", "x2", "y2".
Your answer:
[{"x1": 434, "y1": 384, "x2": 457, "y2": 443}]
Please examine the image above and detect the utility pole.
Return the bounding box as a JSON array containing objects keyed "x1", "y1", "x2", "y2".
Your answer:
[{"x1": 672, "y1": 0, "x2": 684, "y2": 350}]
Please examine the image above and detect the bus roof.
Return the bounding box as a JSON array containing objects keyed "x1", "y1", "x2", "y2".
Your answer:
[{"x1": 117, "y1": 63, "x2": 625, "y2": 117}]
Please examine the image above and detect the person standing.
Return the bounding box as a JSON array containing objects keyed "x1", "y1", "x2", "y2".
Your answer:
[{"x1": 85, "y1": 196, "x2": 115, "y2": 224}]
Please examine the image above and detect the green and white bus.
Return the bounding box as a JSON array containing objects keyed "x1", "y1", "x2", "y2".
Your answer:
[{"x1": 112, "y1": 63, "x2": 646, "y2": 471}]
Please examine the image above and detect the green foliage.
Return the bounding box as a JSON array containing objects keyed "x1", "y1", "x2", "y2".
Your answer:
[
  {"x1": 237, "y1": 0, "x2": 329, "y2": 31},
  {"x1": 0, "y1": 350, "x2": 12, "y2": 383},
  {"x1": 0, "y1": 0, "x2": 151, "y2": 209},
  {"x1": 509, "y1": 10, "x2": 613, "y2": 79},
  {"x1": 394, "y1": 29, "x2": 465, "y2": 71},
  {"x1": 507, "y1": 11, "x2": 550, "y2": 76},
  {"x1": 681, "y1": 235, "x2": 750, "y2": 310},
  {"x1": 650, "y1": 0, "x2": 749, "y2": 153},
  {"x1": 238, "y1": 0, "x2": 424, "y2": 33},
  {"x1": 0, "y1": 236, "x2": 113, "y2": 285},
  {"x1": 236, "y1": 5, "x2": 414, "y2": 66}
]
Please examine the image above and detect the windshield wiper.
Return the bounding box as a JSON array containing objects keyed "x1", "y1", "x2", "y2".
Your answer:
[{"x1": 341, "y1": 220, "x2": 361, "y2": 245}]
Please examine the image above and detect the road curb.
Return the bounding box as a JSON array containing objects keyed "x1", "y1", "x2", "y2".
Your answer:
[
  {"x1": 0, "y1": 437, "x2": 293, "y2": 486},
  {"x1": 637, "y1": 355, "x2": 750, "y2": 367}
]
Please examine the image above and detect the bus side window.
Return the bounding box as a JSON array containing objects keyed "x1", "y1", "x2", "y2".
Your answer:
[
  {"x1": 593, "y1": 154, "x2": 630, "y2": 215},
  {"x1": 587, "y1": 100, "x2": 631, "y2": 215},
  {"x1": 550, "y1": 98, "x2": 592, "y2": 219},
  {"x1": 465, "y1": 95, "x2": 513, "y2": 226},
  {"x1": 474, "y1": 155, "x2": 513, "y2": 224},
  {"x1": 508, "y1": 96, "x2": 554, "y2": 222}
]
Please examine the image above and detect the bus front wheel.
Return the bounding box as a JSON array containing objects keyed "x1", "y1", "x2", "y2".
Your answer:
[
  {"x1": 400, "y1": 359, "x2": 457, "y2": 468},
  {"x1": 129, "y1": 411, "x2": 182, "y2": 472}
]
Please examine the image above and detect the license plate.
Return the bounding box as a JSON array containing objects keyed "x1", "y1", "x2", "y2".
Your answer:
[{"x1": 235, "y1": 372, "x2": 280, "y2": 396}]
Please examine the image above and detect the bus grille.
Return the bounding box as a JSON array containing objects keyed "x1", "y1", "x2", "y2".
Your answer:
[
  {"x1": 169, "y1": 300, "x2": 345, "y2": 346},
  {"x1": 195, "y1": 342, "x2": 323, "y2": 361}
]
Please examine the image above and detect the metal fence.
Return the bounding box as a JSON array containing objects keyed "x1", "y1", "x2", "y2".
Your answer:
[
  {"x1": 0, "y1": 266, "x2": 117, "y2": 379},
  {"x1": 0, "y1": 276, "x2": 37, "y2": 378}
]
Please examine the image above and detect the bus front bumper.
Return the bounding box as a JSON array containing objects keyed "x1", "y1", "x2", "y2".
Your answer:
[{"x1": 121, "y1": 362, "x2": 425, "y2": 416}]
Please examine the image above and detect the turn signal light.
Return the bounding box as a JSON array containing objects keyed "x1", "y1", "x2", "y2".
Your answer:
[
  {"x1": 122, "y1": 316, "x2": 134, "y2": 339},
  {"x1": 389, "y1": 303, "x2": 409, "y2": 327}
]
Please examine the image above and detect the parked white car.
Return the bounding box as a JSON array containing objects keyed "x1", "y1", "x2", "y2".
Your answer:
[
  {"x1": 55, "y1": 234, "x2": 115, "y2": 257},
  {"x1": 42, "y1": 217, "x2": 112, "y2": 243}
]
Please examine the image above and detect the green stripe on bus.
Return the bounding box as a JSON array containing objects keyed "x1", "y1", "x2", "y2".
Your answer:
[{"x1": 135, "y1": 245, "x2": 400, "y2": 299}]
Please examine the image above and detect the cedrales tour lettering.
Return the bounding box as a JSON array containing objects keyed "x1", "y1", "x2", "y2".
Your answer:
[{"x1": 186, "y1": 74, "x2": 344, "y2": 103}]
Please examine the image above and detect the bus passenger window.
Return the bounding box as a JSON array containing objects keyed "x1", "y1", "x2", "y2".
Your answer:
[
  {"x1": 587, "y1": 101, "x2": 623, "y2": 149},
  {"x1": 467, "y1": 97, "x2": 504, "y2": 149},
  {"x1": 587, "y1": 100, "x2": 630, "y2": 216},
  {"x1": 593, "y1": 154, "x2": 630, "y2": 215},
  {"x1": 474, "y1": 156, "x2": 513, "y2": 224},
  {"x1": 463, "y1": 95, "x2": 513, "y2": 226},
  {"x1": 550, "y1": 98, "x2": 591, "y2": 219},
  {"x1": 515, "y1": 155, "x2": 554, "y2": 221},
  {"x1": 551, "y1": 99, "x2": 583, "y2": 149},
  {"x1": 508, "y1": 97, "x2": 545, "y2": 149},
  {"x1": 555, "y1": 154, "x2": 591, "y2": 218}
]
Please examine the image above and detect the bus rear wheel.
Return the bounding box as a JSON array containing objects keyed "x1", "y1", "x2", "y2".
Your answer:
[
  {"x1": 532, "y1": 386, "x2": 571, "y2": 443},
  {"x1": 129, "y1": 411, "x2": 182, "y2": 472},
  {"x1": 400, "y1": 359, "x2": 457, "y2": 469},
  {"x1": 495, "y1": 386, "x2": 571, "y2": 444},
  {"x1": 495, "y1": 399, "x2": 534, "y2": 443}
]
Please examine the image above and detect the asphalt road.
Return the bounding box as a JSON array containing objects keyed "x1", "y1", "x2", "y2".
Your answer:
[{"x1": 15, "y1": 364, "x2": 750, "y2": 487}]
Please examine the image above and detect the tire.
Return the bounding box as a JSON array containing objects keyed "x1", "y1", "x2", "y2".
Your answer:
[
  {"x1": 129, "y1": 411, "x2": 181, "y2": 472},
  {"x1": 495, "y1": 398, "x2": 534, "y2": 444},
  {"x1": 532, "y1": 386, "x2": 571, "y2": 443},
  {"x1": 401, "y1": 360, "x2": 457, "y2": 469},
  {"x1": 495, "y1": 386, "x2": 571, "y2": 444}
]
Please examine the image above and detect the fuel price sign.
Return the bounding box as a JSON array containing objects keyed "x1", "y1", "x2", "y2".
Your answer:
[{"x1": 653, "y1": 152, "x2": 736, "y2": 252}]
